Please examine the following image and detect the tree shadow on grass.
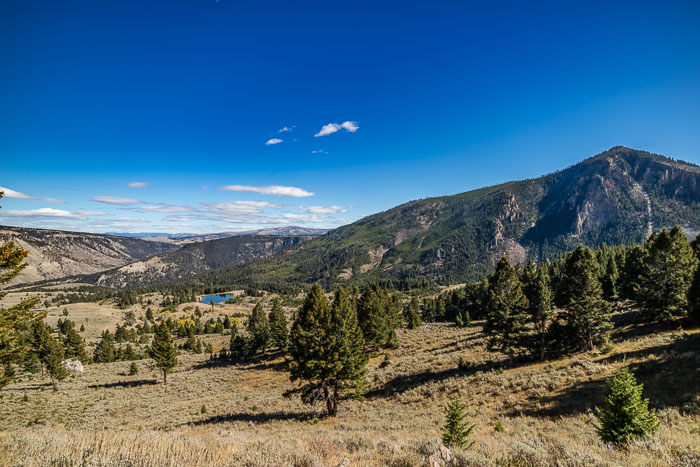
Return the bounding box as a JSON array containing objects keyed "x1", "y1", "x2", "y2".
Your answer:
[
  {"x1": 88, "y1": 379, "x2": 159, "y2": 389},
  {"x1": 507, "y1": 332, "x2": 699, "y2": 418},
  {"x1": 365, "y1": 357, "x2": 532, "y2": 399},
  {"x1": 186, "y1": 410, "x2": 316, "y2": 426},
  {"x1": 192, "y1": 350, "x2": 288, "y2": 372}
]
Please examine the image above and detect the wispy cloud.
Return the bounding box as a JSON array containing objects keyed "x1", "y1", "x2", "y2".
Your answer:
[
  {"x1": 127, "y1": 182, "x2": 150, "y2": 188},
  {"x1": 314, "y1": 121, "x2": 359, "y2": 137},
  {"x1": 299, "y1": 205, "x2": 348, "y2": 215},
  {"x1": 265, "y1": 138, "x2": 283, "y2": 145},
  {"x1": 91, "y1": 196, "x2": 143, "y2": 205},
  {"x1": 0, "y1": 186, "x2": 63, "y2": 203},
  {"x1": 140, "y1": 204, "x2": 195, "y2": 213},
  {"x1": 278, "y1": 126, "x2": 293, "y2": 133},
  {"x1": 2, "y1": 208, "x2": 104, "y2": 219},
  {"x1": 311, "y1": 149, "x2": 328, "y2": 154},
  {"x1": 218, "y1": 185, "x2": 314, "y2": 198}
]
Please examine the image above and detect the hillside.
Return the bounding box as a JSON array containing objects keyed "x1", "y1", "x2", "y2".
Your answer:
[
  {"x1": 0, "y1": 226, "x2": 177, "y2": 286},
  {"x1": 134, "y1": 226, "x2": 328, "y2": 245},
  {"x1": 179, "y1": 147, "x2": 700, "y2": 289},
  {"x1": 93, "y1": 235, "x2": 314, "y2": 288}
]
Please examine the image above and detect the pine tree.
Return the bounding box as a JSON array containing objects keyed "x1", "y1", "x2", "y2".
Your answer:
[
  {"x1": 637, "y1": 226, "x2": 698, "y2": 321},
  {"x1": 150, "y1": 323, "x2": 178, "y2": 384},
  {"x1": 128, "y1": 361, "x2": 139, "y2": 376},
  {"x1": 403, "y1": 298, "x2": 422, "y2": 329},
  {"x1": 63, "y1": 327, "x2": 89, "y2": 363},
  {"x1": 44, "y1": 336, "x2": 67, "y2": 388},
  {"x1": 442, "y1": 398, "x2": 475, "y2": 448},
  {"x1": 288, "y1": 284, "x2": 367, "y2": 416},
  {"x1": 0, "y1": 190, "x2": 43, "y2": 387},
  {"x1": 595, "y1": 369, "x2": 659, "y2": 445},
  {"x1": 688, "y1": 264, "x2": 700, "y2": 326},
  {"x1": 601, "y1": 255, "x2": 619, "y2": 301},
  {"x1": 558, "y1": 246, "x2": 612, "y2": 351},
  {"x1": 484, "y1": 257, "x2": 530, "y2": 360},
  {"x1": 618, "y1": 245, "x2": 646, "y2": 300},
  {"x1": 268, "y1": 298, "x2": 289, "y2": 351},
  {"x1": 357, "y1": 285, "x2": 401, "y2": 349},
  {"x1": 526, "y1": 265, "x2": 553, "y2": 360},
  {"x1": 247, "y1": 302, "x2": 270, "y2": 354},
  {"x1": 93, "y1": 330, "x2": 116, "y2": 363}
]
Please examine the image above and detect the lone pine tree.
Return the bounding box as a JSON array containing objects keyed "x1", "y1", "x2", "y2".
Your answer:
[
  {"x1": 442, "y1": 398, "x2": 475, "y2": 448},
  {"x1": 595, "y1": 368, "x2": 659, "y2": 445},
  {"x1": 357, "y1": 285, "x2": 401, "y2": 349},
  {"x1": 150, "y1": 323, "x2": 178, "y2": 384},
  {"x1": 288, "y1": 284, "x2": 367, "y2": 416}
]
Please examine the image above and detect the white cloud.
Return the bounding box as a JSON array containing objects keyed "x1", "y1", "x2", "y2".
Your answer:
[
  {"x1": 140, "y1": 204, "x2": 195, "y2": 213},
  {"x1": 299, "y1": 205, "x2": 348, "y2": 215},
  {"x1": 91, "y1": 196, "x2": 143, "y2": 205},
  {"x1": 3, "y1": 208, "x2": 87, "y2": 219},
  {"x1": 314, "y1": 121, "x2": 359, "y2": 137},
  {"x1": 311, "y1": 149, "x2": 328, "y2": 154},
  {"x1": 205, "y1": 201, "x2": 281, "y2": 216},
  {"x1": 127, "y1": 182, "x2": 150, "y2": 188},
  {"x1": 278, "y1": 126, "x2": 293, "y2": 133},
  {"x1": 218, "y1": 185, "x2": 314, "y2": 197},
  {"x1": 265, "y1": 138, "x2": 283, "y2": 145},
  {"x1": 0, "y1": 186, "x2": 63, "y2": 203}
]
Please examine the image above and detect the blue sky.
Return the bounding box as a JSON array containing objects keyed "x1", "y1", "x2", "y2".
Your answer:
[{"x1": 1, "y1": 0, "x2": 699, "y2": 233}]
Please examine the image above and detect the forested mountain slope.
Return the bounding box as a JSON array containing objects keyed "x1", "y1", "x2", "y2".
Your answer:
[{"x1": 180, "y1": 147, "x2": 700, "y2": 289}]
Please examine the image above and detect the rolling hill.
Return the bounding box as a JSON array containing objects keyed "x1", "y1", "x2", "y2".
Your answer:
[
  {"x1": 0, "y1": 226, "x2": 178, "y2": 285},
  {"x1": 93, "y1": 235, "x2": 314, "y2": 288},
  {"x1": 171, "y1": 147, "x2": 700, "y2": 290}
]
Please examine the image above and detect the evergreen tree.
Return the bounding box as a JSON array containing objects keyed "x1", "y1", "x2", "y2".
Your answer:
[
  {"x1": 268, "y1": 298, "x2": 289, "y2": 351},
  {"x1": 93, "y1": 330, "x2": 116, "y2": 363},
  {"x1": 618, "y1": 245, "x2": 646, "y2": 300},
  {"x1": 246, "y1": 302, "x2": 271, "y2": 354},
  {"x1": 688, "y1": 264, "x2": 700, "y2": 326},
  {"x1": 357, "y1": 285, "x2": 401, "y2": 349},
  {"x1": 637, "y1": 226, "x2": 698, "y2": 321},
  {"x1": 403, "y1": 298, "x2": 422, "y2": 329},
  {"x1": 442, "y1": 398, "x2": 475, "y2": 448},
  {"x1": 44, "y1": 336, "x2": 68, "y2": 387},
  {"x1": 0, "y1": 190, "x2": 43, "y2": 388},
  {"x1": 558, "y1": 246, "x2": 612, "y2": 351},
  {"x1": 527, "y1": 265, "x2": 553, "y2": 361},
  {"x1": 484, "y1": 257, "x2": 530, "y2": 360},
  {"x1": 601, "y1": 255, "x2": 619, "y2": 301},
  {"x1": 63, "y1": 327, "x2": 89, "y2": 363},
  {"x1": 288, "y1": 284, "x2": 367, "y2": 416},
  {"x1": 595, "y1": 368, "x2": 659, "y2": 445},
  {"x1": 128, "y1": 361, "x2": 139, "y2": 376},
  {"x1": 150, "y1": 323, "x2": 178, "y2": 384}
]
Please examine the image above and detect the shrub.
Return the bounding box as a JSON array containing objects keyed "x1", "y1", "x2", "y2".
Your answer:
[
  {"x1": 494, "y1": 419, "x2": 505, "y2": 432},
  {"x1": 595, "y1": 368, "x2": 659, "y2": 445},
  {"x1": 128, "y1": 362, "x2": 138, "y2": 376},
  {"x1": 442, "y1": 398, "x2": 475, "y2": 448},
  {"x1": 200, "y1": 404, "x2": 207, "y2": 414}
]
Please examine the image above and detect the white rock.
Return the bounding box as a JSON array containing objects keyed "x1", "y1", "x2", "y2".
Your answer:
[{"x1": 427, "y1": 445, "x2": 453, "y2": 466}]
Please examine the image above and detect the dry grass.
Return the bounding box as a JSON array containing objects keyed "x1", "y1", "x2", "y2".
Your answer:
[{"x1": 0, "y1": 301, "x2": 698, "y2": 465}]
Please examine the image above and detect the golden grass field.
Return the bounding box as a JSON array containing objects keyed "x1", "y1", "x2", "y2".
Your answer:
[{"x1": 0, "y1": 293, "x2": 698, "y2": 466}]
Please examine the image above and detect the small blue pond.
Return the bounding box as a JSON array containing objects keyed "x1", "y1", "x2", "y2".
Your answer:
[{"x1": 201, "y1": 293, "x2": 236, "y2": 304}]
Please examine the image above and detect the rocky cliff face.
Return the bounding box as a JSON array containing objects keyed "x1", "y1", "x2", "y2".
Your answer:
[{"x1": 0, "y1": 227, "x2": 177, "y2": 285}]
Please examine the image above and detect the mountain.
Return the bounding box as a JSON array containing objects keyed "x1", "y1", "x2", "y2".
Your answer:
[
  {"x1": 0, "y1": 226, "x2": 178, "y2": 286},
  {"x1": 93, "y1": 235, "x2": 314, "y2": 288},
  {"x1": 174, "y1": 147, "x2": 700, "y2": 289},
  {"x1": 133, "y1": 227, "x2": 328, "y2": 245}
]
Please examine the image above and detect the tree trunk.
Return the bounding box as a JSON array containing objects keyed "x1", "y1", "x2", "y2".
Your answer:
[
  {"x1": 323, "y1": 384, "x2": 333, "y2": 417},
  {"x1": 163, "y1": 368, "x2": 167, "y2": 385}
]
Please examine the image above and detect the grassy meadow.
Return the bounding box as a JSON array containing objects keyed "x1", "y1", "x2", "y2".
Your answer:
[{"x1": 0, "y1": 292, "x2": 698, "y2": 466}]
